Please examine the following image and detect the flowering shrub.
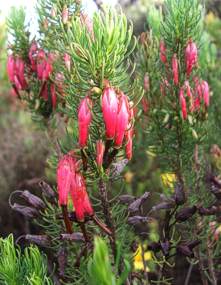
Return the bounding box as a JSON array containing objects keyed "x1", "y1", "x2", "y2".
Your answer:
[{"x1": 5, "y1": 0, "x2": 221, "y2": 284}]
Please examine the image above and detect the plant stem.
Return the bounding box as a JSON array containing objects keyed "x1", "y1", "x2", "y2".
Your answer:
[
  {"x1": 61, "y1": 206, "x2": 73, "y2": 234},
  {"x1": 206, "y1": 237, "x2": 217, "y2": 285},
  {"x1": 184, "y1": 263, "x2": 193, "y2": 285},
  {"x1": 98, "y1": 178, "x2": 116, "y2": 259}
]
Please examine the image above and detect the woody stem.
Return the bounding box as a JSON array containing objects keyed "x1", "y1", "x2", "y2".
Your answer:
[
  {"x1": 98, "y1": 178, "x2": 116, "y2": 259},
  {"x1": 92, "y1": 215, "x2": 112, "y2": 236},
  {"x1": 79, "y1": 222, "x2": 90, "y2": 243},
  {"x1": 61, "y1": 205, "x2": 73, "y2": 234}
]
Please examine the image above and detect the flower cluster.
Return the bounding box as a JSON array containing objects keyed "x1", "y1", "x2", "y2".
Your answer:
[
  {"x1": 160, "y1": 40, "x2": 210, "y2": 120},
  {"x1": 57, "y1": 154, "x2": 94, "y2": 222},
  {"x1": 77, "y1": 84, "x2": 135, "y2": 164}
]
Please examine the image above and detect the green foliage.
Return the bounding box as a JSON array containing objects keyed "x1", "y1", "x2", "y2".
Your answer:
[
  {"x1": 88, "y1": 237, "x2": 130, "y2": 285},
  {"x1": 0, "y1": 235, "x2": 52, "y2": 285}
]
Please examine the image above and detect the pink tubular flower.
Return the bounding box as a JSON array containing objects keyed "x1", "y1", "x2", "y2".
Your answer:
[
  {"x1": 37, "y1": 50, "x2": 53, "y2": 81},
  {"x1": 57, "y1": 155, "x2": 76, "y2": 206},
  {"x1": 78, "y1": 97, "x2": 93, "y2": 148},
  {"x1": 184, "y1": 81, "x2": 192, "y2": 98},
  {"x1": 64, "y1": 53, "x2": 71, "y2": 72},
  {"x1": 201, "y1": 80, "x2": 210, "y2": 107},
  {"x1": 179, "y1": 88, "x2": 187, "y2": 120},
  {"x1": 71, "y1": 173, "x2": 94, "y2": 222},
  {"x1": 125, "y1": 127, "x2": 133, "y2": 160},
  {"x1": 185, "y1": 40, "x2": 198, "y2": 76},
  {"x1": 96, "y1": 140, "x2": 105, "y2": 167},
  {"x1": 114, "y1": 93, "x2": 130, "y2": 147},
  {"x1": 160, "y1": 40, "x2": 167, "y2": 64},
  {"x1": 50, "y1": 84, "x2": 57, "y2": 109},
  {"x1": 7, "y1": 56, "x2": 27, "y2": 90},
  {"x1": 172, "y1": 54, "x2": 179, "y2": 85},
  {"x1": 102, "y1": 87, "x2": 118, "y2": 140},
  {"x1": 40, "y1": 82, "x2": 49, "y2": 101}
]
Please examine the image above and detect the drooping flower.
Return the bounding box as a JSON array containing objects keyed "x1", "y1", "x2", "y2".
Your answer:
[
  {"x1": 184, "y1": 81, "x2": 192, "y2": 98},
  {"x1": 71, "y1": 173, "x2": 94, "y2": 221},
  {"x1": 185, "y1": 40, "x2": 198, "y2": 76},
  {"x1": 7, "y1": 55, "x2": 15, "y2": 82},
  {"x1": 179, "y1": 88, "x2": 187, "y2": 120},
  {"x1": 40, "y1": 82, "x2": 49, "y2": 101},
  {"x1": 172, "y1": 54, "x2": 179, "y2": 85},
  {"x1": 37, "y1": 50, "x2": 53, "y2": 81},
  {"x1": 102, "y1": 87, "x2": 118, "y2": 140},
  {"x1": 96, "y1": 140, "x2": 105, "y2": 167},
  {"x1": 201, "y1": 80, "x2": 210, "y2": 107},
  {"x1": 78, "y1": 96, "x2": 93, "y2": 148},
  {"x1": 114, "y1": 93, "x2": 130, "y2": 147},
  {"x1": 57, "y1": 155, "x2": 76, "y2": 206},
  {"x1": 160, "y1": 40, "x2": 167, "y2": 64},
  {"x1": 7, "y1": 56, "x2": 28, "y2": 90}
]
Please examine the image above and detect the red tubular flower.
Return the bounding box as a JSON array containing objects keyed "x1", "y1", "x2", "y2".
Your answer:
[
  {"x1": 172, "y1": 54, "x2": 179, "y2": 85},
  {"x1": 71, "y1": 173, "x2": 94, "y2": 222},
  {"x1": 160, "y1": 40, "x2": 167, "y2": 64},
  {"x1": 15, "y1": 58, "x2": 28, "y2": 89},
  {"x1": 57, "y1": 155, "x2": 76, "y2": 206},
  {"x1": 78, "y1": 97, "x2": 93, "y2": 148},
  {"x1": 179, "y1": 88, "x2": 187, "y2": 120},
  {"x1": 185, "y1": 40, "x2": 198, "y2": 76},
  {"x1": 114, "y1": 93, "x2": 130, "y2": 147},
  {"x1": 50, "y1": 84, "x2": 57, "y2": 109},
  {"x1": 96, "y1": 140, "x2": 105, "y2": 167},
  {"x1": 184, "y1": 81, "x2": 192, "y2": 98},
  {"x1": 64, "y1": 53, "x2": 71, "y2": 72},
  {"x1": 201, "y1": 80, "x2": 210, "y2": 107},
  {"x1": 102, "y1": 87, "x2": 118, "y2": 140},
  {"x1": 37, "y1": 50, "x2": 53, "y2": 81},
  {"x1": 40, "y1": 82, "x2": 49, "y2": 101}
]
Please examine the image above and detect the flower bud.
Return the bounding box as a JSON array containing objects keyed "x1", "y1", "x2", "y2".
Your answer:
[
  {"x1": 172, "y1": 54, "x2": 179, "y2": 85},
  {"x1": 62, "y1": 5, "x2": 69, "y2": 24},
  {"x1": 78, "y1": 96, "x2": 93, "y2": 148},
  {"x1": 160, "y1": 40, "x2": 167, "y2": 64},
  {"x1": 179, "y1": 88, "x2": 187, "y2": 120},
  {"x1": 114, "y1": 93, "x2": 130, "y2": 147},
  {"x1": 39, "y1": 180, "x2": 55, "y2": 198},
  {"x1": 185, "y1": 40, "x2": 198, "y2": 76},
  {"x1": 96, "y1": 140, "x2": 105, "y2": 167},
  {"x1": 21, "y1": 190, "x2": 45, "y2": 209},
  {"x1": 102, "y1": 87, "x2": 118, "y2": 140},
  {"x1": 71, "y1": 173, "x2": 94, "y2": 221},
  {"x1": 40, "y1": 82, "x2": 49, "y2": 101},
  {"x1": 119, "y1": 195, "x2": 135, "y2": 205},
  {"x1": 64, "y1": 53, "x2": 71, "y2": 72},
  {"x1": 11, "y1": 203, "x2": 39, "y2": 218},
  {"x1": 60, "y1": 232, "x2": 84, "y2": 242},
  {"x1": 125, "y1": 127, "x2": 134, "y2": 160},
  {"x1": 201, "y1": 80, "x2": 210, "y2": 107},
  {"x1": 141, "y1": 97, "x2": 149, "y2": 114},
  {"x1": 57, "y1": 155, "x2": 76, "y2": 206},
  {"x1": 37, "y1": 50, "x2": 53, "y2": 81},
  {"x1": 175, "y1": 206, "x2": 197, "y2": 222}
]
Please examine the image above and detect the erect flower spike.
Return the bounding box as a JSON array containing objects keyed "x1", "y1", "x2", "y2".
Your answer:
[
  {"x1": 96, "y1": 140, "x2": 105, "y2": 167},
  {"x1": 114, "y1": 92, "x2": 130, "y2": 147},
  {"x1": 71, "y1": 173, "x2": 94, "y2": 222},
  {"x1": 172, "y1": 54, "x2": 179, "y2": 85},
  {"x1": 57, "y1": 155, "x2": 76, "y2": 206},
  {"x1": 78, "y1": 96, "x2": 93, "y2": 148},
  {"x1": 201, "y1": 80, "x2": 210, "y2": 107},
  {"x1": 185, "y1": 40, "x2": 198, "y2": 76},
  {"x1": 179, "y1": 89, "x2": 187, "y2": 120},
  {"x1": 160, "y1": 40, "x2": 167, "y2": 64},
  {"x1": 102, "y1": 87, "x2": 118, "y2": 140}
]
